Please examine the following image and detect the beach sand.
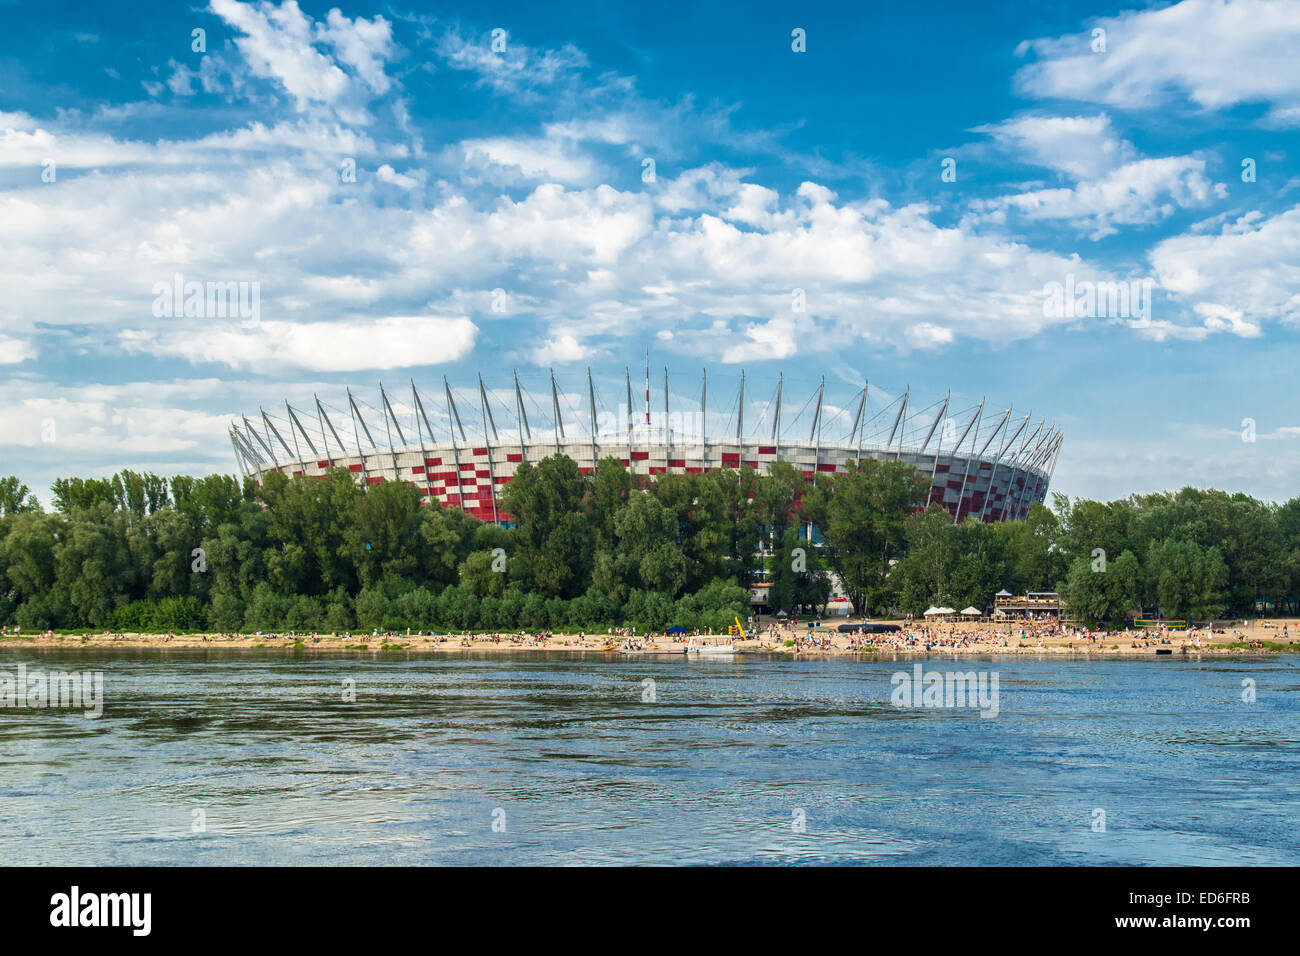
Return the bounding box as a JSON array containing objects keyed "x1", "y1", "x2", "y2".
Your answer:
[{"x1": 4, "y1": 618, "x2": 1296, "y2": 656}]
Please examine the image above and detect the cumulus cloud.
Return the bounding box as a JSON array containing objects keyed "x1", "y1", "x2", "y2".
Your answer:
[
  {"x1": 0, "y1": 333, "x2": 38, "y2": 364},
  {"x1": 721, "y1": 316, "x2": 801, "y2": 363},
  {"x1": 977, "y1": 114, "x2": 1134, "y2": 180},
  {"x1": 1014, "y1": 0, "x2": 1300, "y2": 126},
  {"x1": 458, "y1": 135, "x2": 599, "y2": 185},
  {"x1": 533, "y1": 333, "x2": 595, "y2": 364},
  {"x1": 974, "y1": 114, "x2": 1222, "y2": 238},
  {"x1": 207, "y1": 0, "x2": 395, "y2": 119},
  {"x1": 1149, "y1": 206, "x2": 1300, "y2": 331}
]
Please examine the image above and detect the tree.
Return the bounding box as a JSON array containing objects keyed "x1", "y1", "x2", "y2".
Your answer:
[
  {"x1": 600, "y1": 491, "x2": 687, "y2": 600},
  {"x1": 753, "y1": 460, "x2": 805, "y2": 549},
  {"x1": 0, "y1": 476, "x2": 39, "y2": 516},
  {"x1": 500, "y1": 455, "x2": 593, "y2": 597},
  {"x1": 769, "y1": 527, "x2": 830, "y2": 615},
  {"x1": 460, "y1": 550, "x2": 506, "y2": 598},
  {"x1": 347, "y1": 478, "x2": 425, "y2": 588},
  {"x1": 993, "y1": 501, "x2": 1064, "y2": 594},
  {"x1": 1145, "y1": 537, "x2": 1228, "y2": 621},
  {"x1": 1, "y1": 511, "x2": 67, "y2": 625},
  {"x1": 803, "y1": 459, "x2": 928, "y2": 615},
  {"x1": 1063, "y1": 549, "x2": 1140, "y2": 627},
  {"x1": 893, "y1": 506, "x2": 962, "y2": 613}
]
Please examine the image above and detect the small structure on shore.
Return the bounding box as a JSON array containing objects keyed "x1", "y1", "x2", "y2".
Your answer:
[
  {"x1": 958, "y1": 606, "x2": 983, "y2": 621},
  {"x1": 993, "y1": 591, "x2": 1061, "y2": 619}
]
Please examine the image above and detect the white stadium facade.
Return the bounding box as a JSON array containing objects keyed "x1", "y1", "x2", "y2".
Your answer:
[{"x1": 230, "y1": 365, "x2": 1061, "y2": 526}]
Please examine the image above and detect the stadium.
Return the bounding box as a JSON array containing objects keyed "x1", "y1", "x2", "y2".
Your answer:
[{"x1": 229, "y1": 364, "x2": 1061, "y2": 525}]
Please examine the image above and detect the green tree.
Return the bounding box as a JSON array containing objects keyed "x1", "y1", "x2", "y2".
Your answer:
[
  {"x1": 0, "y1": 476, "x2": 39, "y2": 516},
  {"x1": 1145, "y1": 537, "x2": 1228, "y2": 621},
  {"x1": 803, "y1": 459, "x2": 928, "y2": 615},
  {"x1": 1062, "y1": 549, "x2": 1140, "y2": 627}
]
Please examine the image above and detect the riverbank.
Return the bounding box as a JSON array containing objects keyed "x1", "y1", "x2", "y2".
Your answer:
[{"x1": 3, "y1": 618, "x2": 1296, "y2": 656}]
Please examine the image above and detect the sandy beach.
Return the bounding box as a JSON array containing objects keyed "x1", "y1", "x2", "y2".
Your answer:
[{"x1": 4, "y1": 617, "x2": 1297, "y2": 656}]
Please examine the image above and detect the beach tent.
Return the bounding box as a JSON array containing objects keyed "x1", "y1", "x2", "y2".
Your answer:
[
  {"x1": 776, "y1": 610, "x2": 788, "y2": 616},
  {"x1": 665, "y1": 625, "x2": 688, "y2": 634},
  {"x1": 996, "y1": 589, "x2": 1013, "y2": 597},
  {"x1": 958, "y1": 606, "x2": 983, "y2": 621}
]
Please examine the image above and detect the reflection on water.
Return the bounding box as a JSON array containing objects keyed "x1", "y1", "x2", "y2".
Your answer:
[{"x1": 1, "y1": 649, "x2": 1296, "y2": 865}]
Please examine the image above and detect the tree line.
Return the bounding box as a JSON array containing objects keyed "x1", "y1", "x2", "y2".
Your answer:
[{"x1": 1, "y1": 462, "x2": 1297, "y2": 633}]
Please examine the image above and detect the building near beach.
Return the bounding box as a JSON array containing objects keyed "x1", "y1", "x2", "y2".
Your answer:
[
  {"x1": 230, "y1": 365, "x2": 1061, "y2": 526},
  {"x1": 993, "y1": 591, "x2": 1062, "y2": 618}
]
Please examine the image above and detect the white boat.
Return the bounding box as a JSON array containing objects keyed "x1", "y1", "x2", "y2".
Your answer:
[{"x1": 684, "y1": 635, "x2": 735, "y2": 655}]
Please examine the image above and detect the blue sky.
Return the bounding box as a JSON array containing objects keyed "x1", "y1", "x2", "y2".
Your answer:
[{"x1": 2, "y1": 0, "x2": 1299, "y2": 504}]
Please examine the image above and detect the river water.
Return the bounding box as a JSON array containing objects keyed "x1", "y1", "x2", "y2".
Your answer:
[{"x1": 1, "y1": 648, "x2": 1296, "y2": 865}]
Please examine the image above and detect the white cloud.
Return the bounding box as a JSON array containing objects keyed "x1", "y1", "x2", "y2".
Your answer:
[
  {"x1": 458, "y1": 136, "x2": 598, "y2": 185},
  {"x1": 207, "y1": 0, "x2": 395, "y2": 119},
  {"x1": 315, "y1": 8, "x2": 396, "y2": 95},
  {"x1": 120, "y1": 316, "x2": 477, "y2": 371},
  {"x1": 977, "y1": 114, "x2": 1134, "y2": 180},
  {"x1": 0, "y1": 101, "x2": 1138, "y2": 372},
  {"x1": 975, "y1": 114, "x2": 1221, "y2": 238},
  {"x1": 1149, "y1": 206, "x2": 1300, "y2": 328},
  {"x1": 989, "y1": 156, "x2": 1219, "y2": 239},
  {"x1": 1014, "y1": 0, "x2": 1300, "y2": 125},
  {"x1": 533, "y1": 333, "x2": 594, "y2": 364},
  {"x1": 210, "y1": 0, "x2": 350, "y2": 107},
  {"x1": 0, "y1": 333, "x2": 38, "y2": 364},
  {"x1": 435, "y1": 28, "x2": 588, "y2": 98},
  {"x1": 376, "y1": 164, "x2": 419, "y2": 189},
  {"x1": 721, "y1": 316, "x2": 801, "y2": 363}
]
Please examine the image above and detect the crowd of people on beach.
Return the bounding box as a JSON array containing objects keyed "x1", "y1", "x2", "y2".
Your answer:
[{"x1": 8, "y1": 615, "x2": 1292, "y2": 656}]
